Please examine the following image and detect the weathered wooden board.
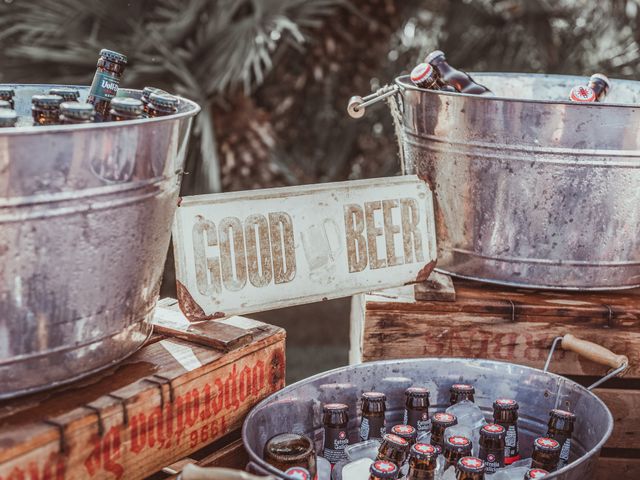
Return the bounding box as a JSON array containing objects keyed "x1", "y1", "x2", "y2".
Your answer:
[
  {"x1": 0, "y1": 306, "x2": 285, "y2": 480},
  {"x1": 596, "y1": 456, "x2": 640, "y2": 480},
  {"x1": 173, "y1": 175, "x2": 436, "y2": 320},
  {"x1": 595, "y1": 388, "x2": 640, "y2": 449}
]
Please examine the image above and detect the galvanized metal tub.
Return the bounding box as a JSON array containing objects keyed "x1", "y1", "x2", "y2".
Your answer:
[
  {"x1": 0, "y1": 84, "x2": 200, "y2": 398},
  {"x1": 242, "y1": 358, "x2": 614, "y2": 480},
  {"x1": 357, "y1": 73, "x2": 640, "y2": 290}
]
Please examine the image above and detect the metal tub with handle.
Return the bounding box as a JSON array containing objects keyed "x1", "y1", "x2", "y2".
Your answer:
[
  {"x1": 0, "y1": 84, "x2": 200, "y2": 398},
  {"x1": 348, "y1": 73, "x2": 640, "y2": 290},
  {"x1": 241, "y1": 334, "x2": 628, "y2": 479}
]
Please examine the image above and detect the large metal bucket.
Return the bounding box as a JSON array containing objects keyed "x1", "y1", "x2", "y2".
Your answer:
[
  {"x1": 242, "y1": 357, "x2": 617, "y2": 479},
  {"x1": 352, "y1": 73, "x2": 640, "y2": 290},
  {"x1": 0, "y1": 84, "x2": 200, "y2": 398}
]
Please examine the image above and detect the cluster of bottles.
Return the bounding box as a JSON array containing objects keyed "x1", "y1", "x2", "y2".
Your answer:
[
  {"x1": 409, "y1": 50, "x2": 611, "y2": 103},
  {"x1": 261, "y1": 383, "x2": 576, "y2": 480},
  {"x1": 0, "y1": 48, "x2": 179, "y2": 128}
]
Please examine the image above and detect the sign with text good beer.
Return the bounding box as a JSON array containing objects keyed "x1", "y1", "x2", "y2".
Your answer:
[{"x1": 173, "y1": 175, "x2": 436, "y2": 320}]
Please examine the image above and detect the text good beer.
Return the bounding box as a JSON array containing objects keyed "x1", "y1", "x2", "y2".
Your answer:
[{"x1": 87, "y1": 49, "x2": 127, "y2": 119}]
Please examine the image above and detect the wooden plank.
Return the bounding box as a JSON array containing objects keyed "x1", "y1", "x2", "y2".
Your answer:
[
  {"x1": 198, "y1": 439, "x2": 248, "y2": 470},
  {"x1": 596, "y1": 456, "x2": 640, "y2": 480},
  {"x1": 172, "y1": 175, "x2": 437, "y2": 320},
  {"x1": 595, "y1": 388, "x2": 640, "y2": 449},
  {"x1": 414, "y1": 271, "x2": 456, "y2": 302},
  {"x1": 0, "y1": 316, "x2": 285, "y2": 480}
]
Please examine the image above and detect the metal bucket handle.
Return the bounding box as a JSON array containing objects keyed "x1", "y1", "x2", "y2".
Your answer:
[
  {"x1": 347, "y1": 84, "x2": 399, "y2": 118},
  {"x1": 178, "y1": 464, "x2": 276, "y2": 480},
  {"x1": 543, "y1": 334, "x2": 629, "y2": 390}
]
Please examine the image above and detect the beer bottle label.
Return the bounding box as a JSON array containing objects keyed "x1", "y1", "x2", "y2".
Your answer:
[
  {"x1": 559, "y1": 438, "x2": 571, "y2": 466},
  {"x1": 478, "y1": 445, "x2": 504, "y2": 473},
  {"x1": 503, "y1": 425, "x2": 521, "y2": 464},
  {"x1": 323, "y1": 426, "x2": 349, "y2": 464},
  {"x1": 359, "y1": 415, "x2": 385, "y2": 441},
  {"x1": 89, "y1": 72, "x2": 120, "y2": 101},
  {"x1": 404, "y1": 408, "x2": 431, "y2": 433}
]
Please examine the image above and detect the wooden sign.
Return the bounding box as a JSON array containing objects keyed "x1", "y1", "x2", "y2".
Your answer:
[{"x1": 172, "y1": 175, "x2": 437, "y2": 320}]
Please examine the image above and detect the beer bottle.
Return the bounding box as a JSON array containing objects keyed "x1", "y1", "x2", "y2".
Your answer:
[
  {"x1": 404, "y1": 387, "x2": 431, "y2": 435},
  {"x1": 87, "y1": 49, "x2": 128, "y2": 119},
  {"x1": 49, "y1": 87, "x2": 80, "y2": 102},
  {"x1": 377, "y1": 433, "x2": 409, "y2": 466},
  {"x1": 0, "y1": 100, "x2": 11, "y2": 110},
  {"x1": 426, "y1": 50, "x2": 493, "y2": 95},
  {"x1": 263, "y1": 432, "x2": 317, "y2": 478},
  {"x1": 0, "y1": 109, "x2": 17, "y2": 128},
  {"x1": 322, "y1": 403, "x2": 349, "y2": 464},
  {"x1": 32, "y1": 94, "x2": 63, "y2": 126},
  {"x1": 59, "y1": 102, "x2": 95, "y2": 125},
  {"x1": 285, "y1": 466, "x2": 311, "y2": 480},
  {"x1": 443, "y1": 435, "x2": 472, "y2": 472},
  {"x1": 360, "y1": 392, "x2": 387, "y2": 441},
  {"x1": 478, "y1": 423, "x2": 505, "y2": 473},
  {"x1": 369, "y1": 460, "x2": 399, "y2": 480},
  {"x1": 391, "y1": 424, "x2": 417, "y2": 446},
  {"x1": 430, "y1": 412, "x2": 457, "y2": 450},
  {"x1": 546, "y1": 409, "x2": 575, "y2": 468},
  {"x1": 525, "y1": 468, "x2": 549, "y2": 479},
  {"x1": 492, "y1": 398, "x2": 520, "y2": 464},
  {"x1": 530, "y1": 437, "x2": 561, "y2": 472},
  {"x1": 456, "y1": 457, "x2": 485, "y2": 480},
  {"x1": 0, "y1": 87, "x2": 15, "y2": 109},
  {"x1": 410, "y1": 63, "x2": 440, "y2": 89},
  {"x1": 569, "y1": 74, "x2": 611, "y2": 103},
  {"x1": 141, "y1": 86, "x2": 168, "y2": 114},
  {"x1": 109, "y1": 97, "x2": 144, "y2": 121},
  {"x1": 450, "y1": 384, "x2": 475, "y2": 405},
  {"x1": 147, "y1": 92, "x2": 179, "y2": 117},
  {"x1": 407, "y1": 443, "x2": 438, "y2": 480}
]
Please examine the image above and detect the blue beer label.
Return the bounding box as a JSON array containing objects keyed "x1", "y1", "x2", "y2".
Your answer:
[{"x1": 89, "y1": 71, "x2": 120, "y2": 101}]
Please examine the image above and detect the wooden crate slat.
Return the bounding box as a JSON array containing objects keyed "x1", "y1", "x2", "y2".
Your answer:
[
  {"x1": 596, "y1": 456, "x2": 640, "y2": 480},
  {"x1": 595, "y1": 388, "x2": 640, "y2": 450},
  {"x1": 198, "y1": 438, "x2": 248, "y2": 470}
]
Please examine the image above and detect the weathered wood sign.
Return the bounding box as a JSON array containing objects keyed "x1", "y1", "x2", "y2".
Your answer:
[{"x1": 172, "y1": 175, "x2": 436, "y2": 320}]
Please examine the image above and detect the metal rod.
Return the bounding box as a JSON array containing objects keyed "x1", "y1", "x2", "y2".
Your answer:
[
  {"x1": 543, "y1": 336, "x2": 563, "y2": 373},
  {"x1": 587, "y1": 362, "x2": 628, "y2": 390}
]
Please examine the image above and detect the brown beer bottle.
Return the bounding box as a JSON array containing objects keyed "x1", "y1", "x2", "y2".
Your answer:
[
  {"x1": 443, "y1": 435, "x2": 472, "y2": 472},
  {"x1": 426, "y1": 50, "x2": 493, "y2": 95},
  {"x1": 391, "y1": 424, "x2": 417, "y2": 446},
  {"x1": 59, "y1": 102, "x2": 95, "y2": 124},
  {"x1": 0, "y1": 100, "x2": 11, "y2": 109},
  {"x1": 569, "y1": 74, "x2": 611, "y2": 103},
  {"x1": 0, "y1": 109, "x2": 17, "y2": 128},
  {"x1": 322, "y1": 403, "x2": 349, "y2": 464},
  {"x1": 525, "y1": 468, "x2": 549, "y2": 479},
  {"x1": 404, "y1": 387, "x2": 431, "y2": 435},
  {"x1": 410, "y1": 63, "x2": 440, "y2": 89},
  {"x1": 109, "y1": 97, "x2": 144, "y2": 121},
  {"x1": 32, "y1": 94, "x2": 63, "y2": 125},
  {"x1": 493, "y1": 398, "x2": 520, "y2": 464},
  {"x1": 369, "y1": 460, "x2": 399, "y2": 480},
  {"x1": 147, "y1": 92, "x2": 179, "y2": 117},
  {"x1": 0, "y1": 87, "x2": 15, "y2": 109},
  {"x1": 49, "y1": 87, "x2": 80, "y2": 102},
  {"x1": 478, "y1": 423, "x2": 505, "y2": 473},
  {"x1": 450, "y1": 384, "x2": 475, "y2": 405},
  {"x1": 360, "y1": 391, "x2": 387, "y2": 441},
  {"x1": 531, "y1": 437, "x2": 561, "y2": 472},
  {"x1": 456, "y1": 456, "x2": 485, "y2": 480},
  {"x1": 141, "y1": 86, "x2": 168, "y2": 114},
  {"x1": 263, "y1": 433, "x2": 317, "y2": 477},
  {"x1": 546, "y1": 409, "x2": 575, "y2": 468},
  {"x1": 87, "y1": 49, "x2": 127, "y2": 119},
  {"x1": 431, "y1": 412, "x2": 457, "y2": 450},
  {"x1": 285, "y1": 466, "x2": 312, "y2": 480},
  {"x1": 377, "y1": 433, "x2": 409, "y2": 465},
  {"x1": 407, "y1": 443, "x2": 438, "y2": 480}
]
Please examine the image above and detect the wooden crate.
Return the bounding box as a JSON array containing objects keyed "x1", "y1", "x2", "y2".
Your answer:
[
  {"x1": 351, "y1": 279, "x2": 640, "y2": 479},
  {"x1": 0, "y1": 300, "x2": 285, "y2": 480}
]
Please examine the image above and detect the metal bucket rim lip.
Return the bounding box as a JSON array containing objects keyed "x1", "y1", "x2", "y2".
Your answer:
[
  {"x1": 242, "y1": 357, "x2": 614, "y2": 479},
  {"x1": 395, "y1": 72, "x2": 640, "y2": 109},
  {"x1": 0, "y1": 84, "x2": 201, "y2": 135}
]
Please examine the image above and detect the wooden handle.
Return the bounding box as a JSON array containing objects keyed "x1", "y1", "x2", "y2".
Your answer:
[
  {"x1": 561, "y1": 334, "x2": 628, "y2": 370},
  {"x1": 180, "y1": 465, "x2": 276, "y2": 480}
]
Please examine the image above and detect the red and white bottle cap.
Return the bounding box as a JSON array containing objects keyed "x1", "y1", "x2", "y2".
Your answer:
[
  {"x1": 410, "y1": 63, "x2": 436, "y2": 87},
  {"x1": 570, "y1": 85, "x2": 596, "y2": 102}
]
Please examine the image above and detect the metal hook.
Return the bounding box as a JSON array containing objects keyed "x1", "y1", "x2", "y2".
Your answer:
[
  {"x1": 153, "y1": 374, "x2": 175, "y2": 404},
  {"x1": 143, "y1": 378, "x2": 167, "y2": 411},
  {"x1": 107, "y1": 393, "x2": 129, "y2": 426},
  {"x1": 43, "y1": 418, "x2": 68, "y2": 454},
  {"x1": 83, "y1": 404, "x2": 105, "y2": 437}
]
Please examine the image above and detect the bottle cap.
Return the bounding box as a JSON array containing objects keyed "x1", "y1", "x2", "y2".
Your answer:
[
  {"x1": 31, "y1": 94, "x2": 63, "y2": 107},
  {"x1": 590, "y1": 73, "x2": 611, "y2": 92},
  {"x1": 494, "y1": 398, "x2": 519, "y2": 410},
  {"x1": 60, "y1": 102, "x2": 95, "y2": 120},
  {"x1": 370, "y1": 460, "x2": 398, "y2": 478},
  {"x1": 284, "y1": 467, "x2": 311, "y2": 480},
  {"x1": 550, "y1": 409, "x2": 576, "y2": 420},
  {"x1": 0, "y1": 109, "x2": 17, "y2": 127},
  {"x1": 534, "y1": 437, "x2": 560, "y2": 452},
  {"x1": 410, "y1": 63, "x2": 436, "y2": 86},
  {"x1": 425, "y1": 50, "x2": 445, "y2": 64},
  {"x1": 49, "y1": 87, "x2": 80, "y2": 101},
  {"x1": 323, "y1": 402, "x2": 348, "y2": 413},
  {"x1": 111, "y1": 97, "x2": 144, "y2": 115},
  {"x1": 382, "y1": 433, "x2": 409, "y2": 448},
  {"x1": 142, "y1": 86, "x2": 168, "y2": 101},
  {"x1": 457, "y1": 456, "x2": 485, "y2": 473},
  {"x1": 362, "y1": 391, "x2": 386, "y2": 401},
  {"x1": 480, "y1": 423, "x2": 506, "y2": 437},
  {"x1": 0, "y1": 87, "x2": 15, "y2": 97},
  {"x1": 432, "y1": 412, "x2": 457, "y2": 427},
  {"x1": 405, "y1": 387, "x2": 430, "y2": 398},
  {"x1": 444, "y1": 435, "x2": 471, "y2": 453},
  {"x1": 0, "y1": 100, "x2": 11, "y2": 109},
  {"x1": 526, "y1": 468, "x2": 550, "y2": 479},
  {"x1": 410, "y1": 442, "x2": 437, "y2": 460},
  {"x1": 149, "y1": 92, "x2": 179, "y2": 109},
  {"x1": 570, "y1": 85, "x2": 596, "y2": 102},
  {"x1": 450, "y1": 383, "x2": 475, "y2": 393},
  {"x1": 100, "y1": 49, "x2": 128, "y2": 64},
  {"x1": 391, "y1": 424, "x2": 416, "y2": 441}
]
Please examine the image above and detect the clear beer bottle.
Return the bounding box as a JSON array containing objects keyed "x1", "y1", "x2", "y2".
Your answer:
[
  {"x1": 404, "y1": 387, "x2": 431, "y2": 435},
  {"x1": 478, "y1": 423, "x2": 505, "y2": 473},
  {"x1": 369, "y1": 460, "x2": 399, "y2": 480},
  {"x1": 0, "y1": 87, "x2": 15, "y2": 109},
  {"x1": 109, "y1": 97, "x2": 144, "y2": 121},
  {"x1": 263, "y1": 432, "x2": 317, "y2": 478},
  {"x1": 546, "y1": 409, "x2": 576, "y2": 468},
  {"x1": 430, "y1": 412, "x2": 457, "y2": 451},
  {"x1": 87, "y1": 49, "x2": 128, "y2": 119},
  {"x1": 360, "y1": 391, "x2": 387, "y2": 441},
  {"x1": 493, "y1": 398, "x2": 520, "y2": 464},
  {"x1": 377, "y1": 433, "x2": 409, "y2": 466},
  {"x1": 0, "y1": 109, "x2": 17, "y2": 128},
  {"x1": 322, "y1": 403, "x2": 349, "y2": 464},
  {"x1": 32, "y1": 94, "x2": 63, "y2": 125},
  {"x1": 407, "y1": 443, "x2": 438, "y2": 480},
  {"x1": 450, "y1": 384, "x2": 475, "y2": 405},
  {"x1": 426, "y1": 50, "x2": 493, "y2": 95},
  {"x1": 456, "y1": 456, "x2": 485, "y2": 480},
  {"x1": 530, "y1": 437, "x2": 561, "y2": 472},
  {"x1": 59, "y1": 102, "x2": 95, "y2": 124}
]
